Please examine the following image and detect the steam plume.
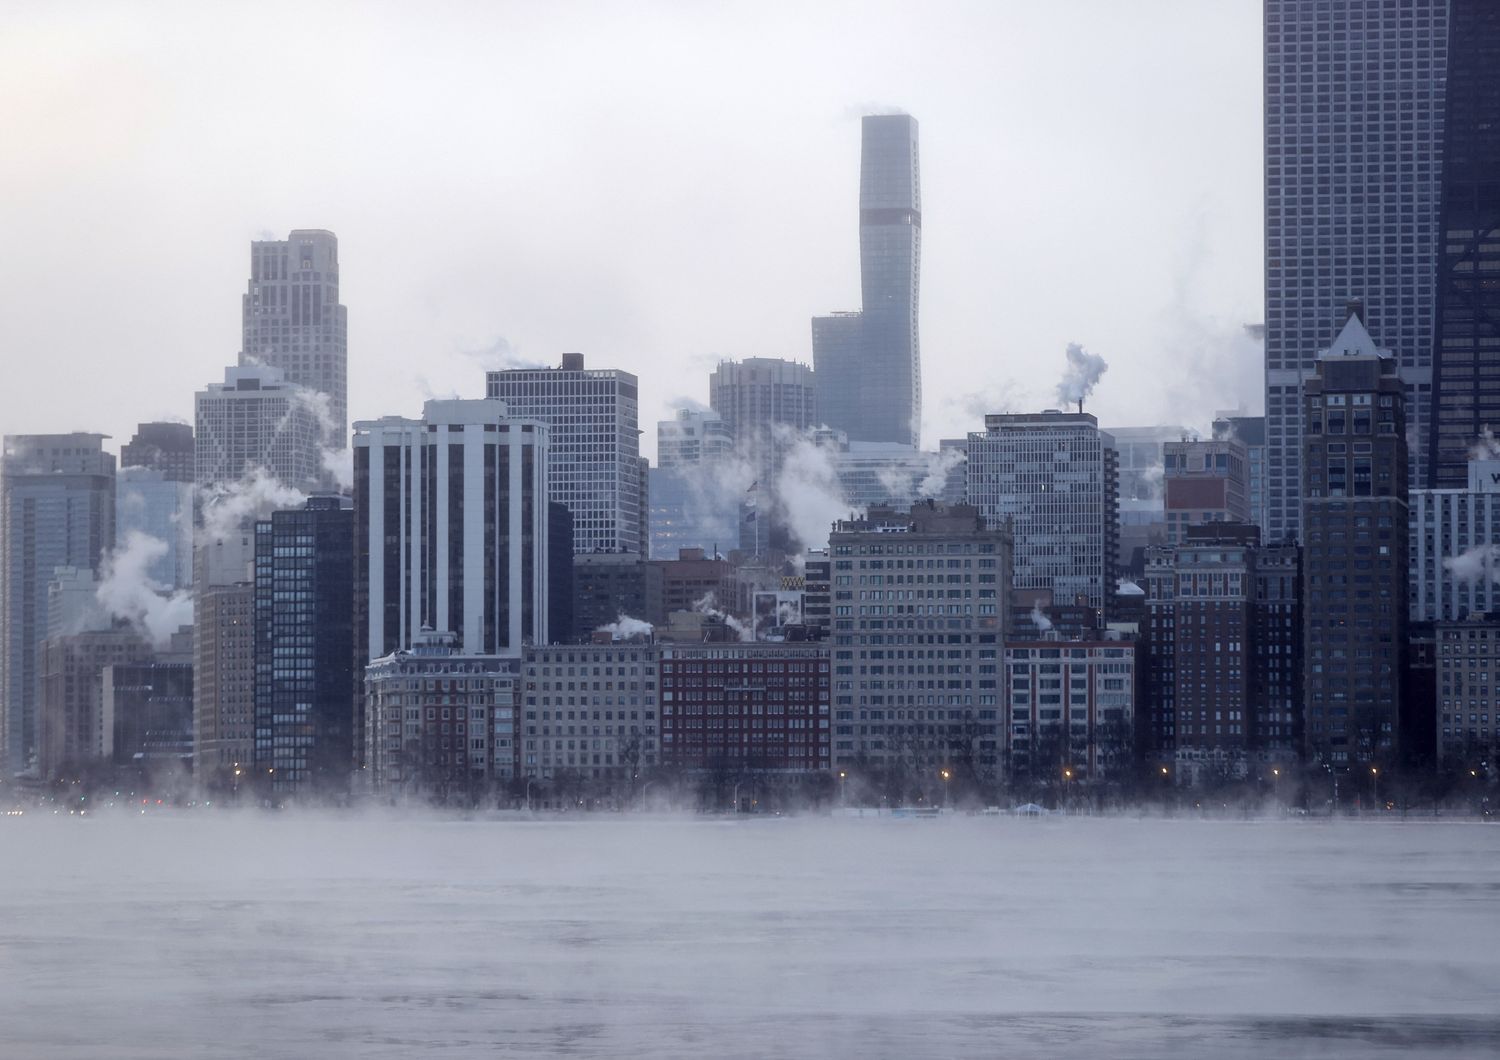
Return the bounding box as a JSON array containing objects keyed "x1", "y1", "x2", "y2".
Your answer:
[
  {"x1": 1444, "y1": 545, "x2": 1500, "y2": 585},
  {"x1": 597, "y1": 614, "x2": 654, "y2": 640},
  {"x1": 1056, "y1": 342, "x2": 1108, "y2": 410},
  {"x1": 96, "y1": 531, "x2": 194, "y2": 648},
  {"x1": 200, "y1": 468, "x2": 308, "y2": 541},
  {"x1": 694, "y1": 592, "x2": 753, "y2": 642}
]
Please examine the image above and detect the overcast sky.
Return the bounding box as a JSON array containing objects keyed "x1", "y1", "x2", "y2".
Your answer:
[{"x1": 1, "y1": 0, "x2": 1262, "y2": 460}]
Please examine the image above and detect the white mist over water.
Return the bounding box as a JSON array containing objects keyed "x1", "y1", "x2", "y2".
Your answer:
[{"x1": 2, "y1": 815, "x2": 1498, "y2": 1059}]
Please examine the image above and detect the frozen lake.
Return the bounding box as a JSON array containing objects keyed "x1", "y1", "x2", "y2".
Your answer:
[{"x1": 3, "y1": 813, "x2": 1498, "y2": 1058}]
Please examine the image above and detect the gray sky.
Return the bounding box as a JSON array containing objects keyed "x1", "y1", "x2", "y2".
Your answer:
[{"x1": 1, "y1": 0, "x2": 1262, "y2": 460}]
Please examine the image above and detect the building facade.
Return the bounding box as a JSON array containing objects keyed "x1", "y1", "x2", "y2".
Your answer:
[
  {"x1": 571, "y1": 553, "x2": 663, "y2": 640},
  {"x1": 1429, "y1": 2, "x2": 1500, "y2": 487},
  {"x1": 1163, "y1": 437, "x2": 1250, "y2": 545},
  {"x1": 1264, "y1": 1, "x2": 1448, "y2": 538},
  {"x1": 657, "y1": 407, "x2": 734, "y2": 469},
  {"x1": 1301, "y1": 310, "x2": 1409, "y2": 767},
  {"x1": 353, "y1": 399, "x2": 551, "y2": 670},
  {"x1": 1435, "y1": 615, "x2": 1500, "y2": 765},
  {"x1": 1003, "y1": 636, "x2": 1139, "y2": 782},
  {"x1": 965, "y1": 412, "x2": 1118, "y2": 613},
  {"x1": 38, "y1": 628, "x2": 152, "y2": 780},
  {"x1": 364, "y1": 630, "x2": 520, "y2": 795},
  {"x1": 253, "y1": 497, "x2": 355, "y2": 796},
  {"x1": 116, "y1": 466, "x2": 195, "y2": 591},
  {"x1": 520, "y1": 642, "x2": 659, "y2": 781},
  {"x1": 193, "y1": 538, "x2": 255, "y2": 778},
  {"x1": 659, "y1": 643, "x2": 829, "y2": 772},
  {"x1": 121, "y1": 422, "x2": 195, "y2": 483},
  {"x1": 813, "y1": 113, "x2": 922, "y2": 446},
  {"x1": 2, "y1": 433, "x2": 116, "y2": 774},
  {"x1": 827, "y1": 503, "x2": 1011, "y2": 779},
  {"x1": 485, "y1": 353, "x2": 641, "y2": 555},
  {"x1": 240, "y1": 229, "x2": 348, "y2": 449},
  {"x1": 1411, "y1": 458, "x2": 1500, "y2": 622},
  {"x1": 102, "y1": 657, "x2": 194, "y2": 770},
  {"x1": 194, "y1": 365, "x2": 323, "y2": 490}
]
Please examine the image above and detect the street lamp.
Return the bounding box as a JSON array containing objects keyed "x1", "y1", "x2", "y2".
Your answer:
[
  {"x1": 1370, "y1": 765, "x2": 1379, "y2": 810},
  {"x1": 939, "y1": 768, "x2": 951, "y2": 809},
  {"x1": 1062, "y1": 767, "x2": 1073, "y2": 812},
  {"x1": 732, "y1": 781, "x2": 741, "y2": 814},
  {"x1": 838, "y1": 770, "x2": 847, "y2": 808},
  {"x1": 525, "y1": 776, "x2": 535, "y2": 813}
]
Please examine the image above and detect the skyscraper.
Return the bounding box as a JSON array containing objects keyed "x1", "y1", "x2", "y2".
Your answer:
[
  {"x1": 485, "y1": 353, "x2": 641, "y2": 555},
  {"x1": 1429, "y1": 1, "x2": 1500, "y2": 488},
  {"x1": 116, "y1": 467, "x2": 194, "y2": 591},
  {"x1": 254, "y1": 497, "x2": 355, "y2": 796},
  {"x1": 194, "y1": 365, "x2": 324, "y2": 490},
  {"x1": 1, "y1": 434, "x2": 116, "y2": 774},
  {"x1": 1301, "y1": 309, "x2": 1408, "y2": 768},
  {"x1": 352, "y1": 399, "x2": 551, "y2": 670},
  {"x1": 813, "y1": 113, "x2": 921, "y2": 446},
  {"x1": 707, "y1": 358, "x2": 818, "y2": 457},
  {"x1": 241, "y1": 230, "x2": 348, "y2": 449},
  {"x1": 121, "y1": 422, "x2": 194, "y2": 483},
  {"x1": 1264, "y1": 1, "x2": 1448, "y2": 539}
]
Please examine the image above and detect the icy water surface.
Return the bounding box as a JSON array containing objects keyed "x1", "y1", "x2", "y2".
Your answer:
[{"x1": 2, "y1": 813, "x2": 1498, "y2": 1058}]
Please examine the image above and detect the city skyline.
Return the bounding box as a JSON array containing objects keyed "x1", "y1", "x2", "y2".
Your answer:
[{"x1": 0, "y1": 1, "x2": 1263, "y2": 459}]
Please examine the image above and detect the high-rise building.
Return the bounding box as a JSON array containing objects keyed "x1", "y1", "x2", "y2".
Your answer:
[
  {"x1": 116, "y1": 467, "x2": 195, "y2": 591},
  {"x1": 120, "y1": 422, "x2": 195, "y2": 483},
  {"x1": 485, "y1": 354, "x2": 641, "y2": 555},
  {"x1": 657, "y1": 408, "x2": 733, "y2": 469},
  {"x1": 1162, "y1": 437, "x2": 1250, "y2": 546},
  {"x1": 193, "y1": 532, "x2": 255, "y2": 777},
  {"x1": 1410, "y1": 457, "x2": 1500, "y2": 622},
  {"x1": 707, "y1": 358, "x2": 818, "y2": 456},
  {"x1": 1264, "y1": 2, "x2": 1448, "y2": 539},
  {"x1": 253, "y1": 497, "x2": 355, "y2": 796},
  {"x1": 2, "y1": 434, "x2": 116, "y2": 774},
  {"x1": 966, "y1": 412, "x2": 1118, "y2": 613},
  {"x1": 1430, "y1": 2, "x2": 1500, "y2": 486},
  {"x1": 826, "y1": 503, "x2": 1011, "y2": 780},
  {"x1": 1301, "y1": 309, "x2": 1409, "y2": 768},
  {"x1": 813, "y1": 114, "x2": 921, "y2": 446},
  {"x1": 240, "y1": 230, "x2": 348, "y2": 449},
  {"x1": 650, "y1": 408, "x2": 743, "y2": 561},
  {"x1": 353, "y1": 399, "x2": 551, "y2": 667},
  {"x1": 194, "y1": 365, "x2": 323, "y2": 490}
]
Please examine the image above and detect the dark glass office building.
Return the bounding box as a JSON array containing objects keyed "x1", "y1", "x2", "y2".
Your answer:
[
  {"x1": 814, "y1": 113, "x2": 921, "y2": 446},
  {"x1": 1429, "y1": 1, "x2": 1500, "y2": 487},
  {"x1": 254, "y1": 496, "x2": 355, "y2": 795}
]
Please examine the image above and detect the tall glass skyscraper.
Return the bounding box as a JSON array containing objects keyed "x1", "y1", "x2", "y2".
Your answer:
[
  {"x1": 241, "y1": 229, "x2": 348, "y2": 450},
  {"x1": 1263, "y1": 1, "x2": 1447, "y2": 540},
  {"x1": 1429, "y1": 1, "x2": 1500, "y2": 488},
  {"x1": 814, "y1": 113, "x2": 921, "y2": 447}
]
